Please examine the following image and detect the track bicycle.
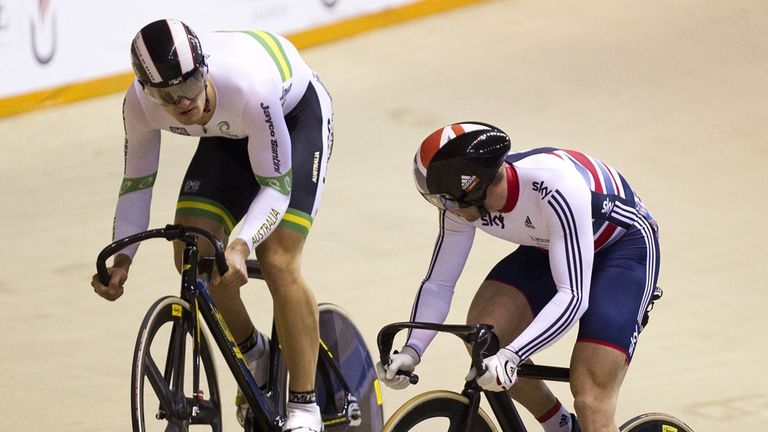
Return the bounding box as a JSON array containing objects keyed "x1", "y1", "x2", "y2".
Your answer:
[
  {"x1": 377, "y1": 322, "x2": 693, "y2": 432},
  {"x1": 96, "y1": 224, "x2": 384, "y2": 432}
]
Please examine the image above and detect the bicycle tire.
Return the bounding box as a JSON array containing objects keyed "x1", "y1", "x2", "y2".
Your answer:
[
  {"x1": 316, "y1": 303, "x2": 384, "y2": 431},
  {"x1": 383, "y1": 390, "x2": 498, "y2": 432},
  {"x1": 620, "y1": 412, "x2": 694, "y2": 432},
  {"x1": 131, "y1": 296, "x2": 222, "y2": 432}
]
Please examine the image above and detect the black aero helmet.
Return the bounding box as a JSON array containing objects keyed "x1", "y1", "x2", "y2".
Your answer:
[
  {"x1": 413, "y1": 122, "x2": 511, "y2": 211},
  {"x1": 130, "y1": 19, "x2": 207, "y2": 105}
]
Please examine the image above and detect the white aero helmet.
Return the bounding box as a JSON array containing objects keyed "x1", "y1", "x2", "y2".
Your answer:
[{"x1": 130, "y1": 19, "x2": 207, "y2": 105}]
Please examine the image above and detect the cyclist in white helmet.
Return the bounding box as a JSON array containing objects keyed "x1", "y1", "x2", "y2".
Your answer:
[
  {"x1": 90, "y1": 18, "x2": 334, "y2": 432},
  {"x1": 378, "y1": 122, "x2": 662, "y2": 432}
]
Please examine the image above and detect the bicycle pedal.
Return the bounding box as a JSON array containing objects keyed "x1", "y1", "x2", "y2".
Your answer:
[
  {"x1": 348, "y1": 400, "x2": 362, "y2": 426},
  {"x1": 652, "y1": 286, "x2": 663, "y2": 301}
]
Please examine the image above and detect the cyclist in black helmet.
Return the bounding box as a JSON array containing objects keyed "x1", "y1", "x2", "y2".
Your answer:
[
  {"x1": 378, "y1": 122, "x2": 662, "y2": 432},
  {"x1": 91, "y1": 18, "x2": 333, "y2": 432}
]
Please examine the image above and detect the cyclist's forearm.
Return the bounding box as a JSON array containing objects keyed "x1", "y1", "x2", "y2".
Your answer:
[
  {"x1": 113, "y1": 188, "x2": 153, "y2": 258},
  {"x1": 113, "y1": 253, "x2": 133, "y2": 270},
  {"x1": 236, "y1": 187, "x2": 290, "y2": 251}
]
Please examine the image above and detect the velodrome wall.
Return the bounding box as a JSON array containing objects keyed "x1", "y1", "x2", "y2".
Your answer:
[{"x1": 0, "y1": 0, "x2": 485, "y2": 118}]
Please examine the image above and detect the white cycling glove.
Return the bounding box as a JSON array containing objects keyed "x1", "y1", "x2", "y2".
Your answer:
[
  {"x1": 466, "y1": 348, "x2": 520, "y2": 392},
  {"x1": 375, "y1": 345, "x2": 420, "y2": 390}
]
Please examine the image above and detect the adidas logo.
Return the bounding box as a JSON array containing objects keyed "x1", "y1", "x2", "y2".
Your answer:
[
  {"x1": 559, "y1": 413, "x2": 570, "y2": 427},
  {"x1": 601, "y1": 197, "x2": 614, "y2": 215},
  {"x1": 460, "y1": 175, "x2": 478, "y2": 191},
  {"x1": 524, "y1": 216, "x2": 535, "y2": 229}
]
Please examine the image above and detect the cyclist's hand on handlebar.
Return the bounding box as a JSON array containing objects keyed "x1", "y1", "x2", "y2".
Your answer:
[
  {"x1": 376, "y1": 345, "x2": 420, "y2": 390},
  {"x1": 466, "y1": 348, "x2": 520, "y2": 392},
  {"x1": 91, "y1": 254, "x2": 131, "y2": 301},
  {"x1": 215, "y1": 239, "x2": 250, "y2": 290}
]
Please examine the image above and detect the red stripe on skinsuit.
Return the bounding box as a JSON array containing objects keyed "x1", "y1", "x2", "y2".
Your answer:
[{"x1": 564, "y1": 150, "x2": 603, "y2": 193}]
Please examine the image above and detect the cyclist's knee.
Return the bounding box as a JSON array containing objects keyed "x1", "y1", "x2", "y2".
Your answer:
[
  {"x1": 255, "y1": 229, "x2": 306, "y2": 287},
  {"x1": 260, "y1": 255, "x2": 303, "y2": 294},
  {"x1": 173, "y1": 215, "x2": 229, "y2": 271},
  {"x1": 572, "y1": 392, "x2": 603, "y2": 417},
  {"x1": 571, "y1": 368, "x2": 621, "y2": 430}
]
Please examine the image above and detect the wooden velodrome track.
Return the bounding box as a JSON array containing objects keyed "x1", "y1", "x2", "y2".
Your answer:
[{"x1": 1, "y1": 1, "x2": 766, "y2": 431}]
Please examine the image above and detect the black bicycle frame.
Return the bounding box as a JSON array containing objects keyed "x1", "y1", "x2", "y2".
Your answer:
[
  {"x1": 378, "y1": 321, "x2": 571, "y2": 432},
  {"x1": 315, "y1": 341, "x2": 363, "y2": 426},
  {"x1": 97, "y1": 224, "x2": 363, "y2": 431},
  {"x1": 194, "y1": 275, "x2": 284, "y2": 429}
]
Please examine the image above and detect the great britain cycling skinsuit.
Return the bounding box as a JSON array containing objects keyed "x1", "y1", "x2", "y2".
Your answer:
[
  {"x1": 115, "y1": 30, "x2": 333, "y2": 257},
  {"x1": 405, "y1": 148, "x2": 660, "y2": 363}
]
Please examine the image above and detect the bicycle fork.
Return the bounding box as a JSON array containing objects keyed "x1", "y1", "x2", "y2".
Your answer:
[
  {"x1": 459, "y1": 383, "x2": 527, "y2": 432},
  {"x1": 484, "y1": 389, "x2": 527, "y2": 432},
  {"x1": 459, "y1": 384, "x2": 484, "y2": 432},
  {"x1": 154, "y1": 243, "x2": 210, "y2": 427},
  {"x1": 181, "y1": 244, "x2": 207, "y2": 421},
  {"x1": 154, "y1": 305, "x2": 196, "y2": 428},
  {"x1": 189, "y1": 299, "x2": 206, "y2": 416}
]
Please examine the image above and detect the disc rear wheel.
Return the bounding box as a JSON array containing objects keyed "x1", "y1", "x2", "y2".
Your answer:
[{"x1": 316, "y1": 303, "x2": 384, "y2": 431}]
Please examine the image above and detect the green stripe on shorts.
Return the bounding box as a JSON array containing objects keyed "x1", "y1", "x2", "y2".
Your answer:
[
  {"x1": 279, "y1": 208, "x2": 313, "y2": 237},
  {"x1": 176, "y1": 196, "x2": 236, "y2": 234}
]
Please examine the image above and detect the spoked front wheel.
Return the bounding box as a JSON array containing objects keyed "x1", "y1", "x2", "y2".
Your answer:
[
  {"x1": 131, "y1": 296, "x2": 221, "y2": 432},
  {"x1": 620, "y1": 412, "x2": 694, "y2": 432},
  {"x1": 383, "y1": 390, "x2": 497, "y2": 432},
  {"x1": 316, "y1": 303, "x2": 384, "y2": 431}
]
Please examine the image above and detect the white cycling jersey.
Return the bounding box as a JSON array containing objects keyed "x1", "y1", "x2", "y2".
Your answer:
[
  {"x1": 406, "y1": 148, "x2": 654, "y2": 361},
  {"x1": 115, "y1": 30, "x2": 314, "y2": 257}
]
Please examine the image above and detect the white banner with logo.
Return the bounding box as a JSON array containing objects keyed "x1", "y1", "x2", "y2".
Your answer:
[{"x1": 0, "y1": 0, "x2": 419, "y2": 98}]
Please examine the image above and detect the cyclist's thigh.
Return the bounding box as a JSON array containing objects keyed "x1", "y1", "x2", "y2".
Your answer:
[
  {"x1": 280, "y1": 81, "x2": 333, "y2": 238},
  {"x1": 577, "y1": 223, "x2": 660, "y2": 361},
  {"x1": 570, "y1": 341, "x2": 628, "y2": 411},
  {"x1": 254, "y1": 226, "x2": 306, "y2": 286},
  {"x1": 469, "y1": 246, "x2": 557, "y2": 347},
  {"x1": 172, "y1": 215, "x2": 229, "y2": 270},
  {"x1": 174, "y1": 136, "x2": 259, "y2": 266}
]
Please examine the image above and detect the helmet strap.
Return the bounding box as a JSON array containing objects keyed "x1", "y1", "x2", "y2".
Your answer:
[
  {"x1": 469, "y1": 190, "x2": 490, "y2": 217},
  {"x1": 203, "y1": 81, "x2": 211, "y2": 113},
  {"x1": 476, "y1": 204, "x2": 490, "y2": 218}
]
